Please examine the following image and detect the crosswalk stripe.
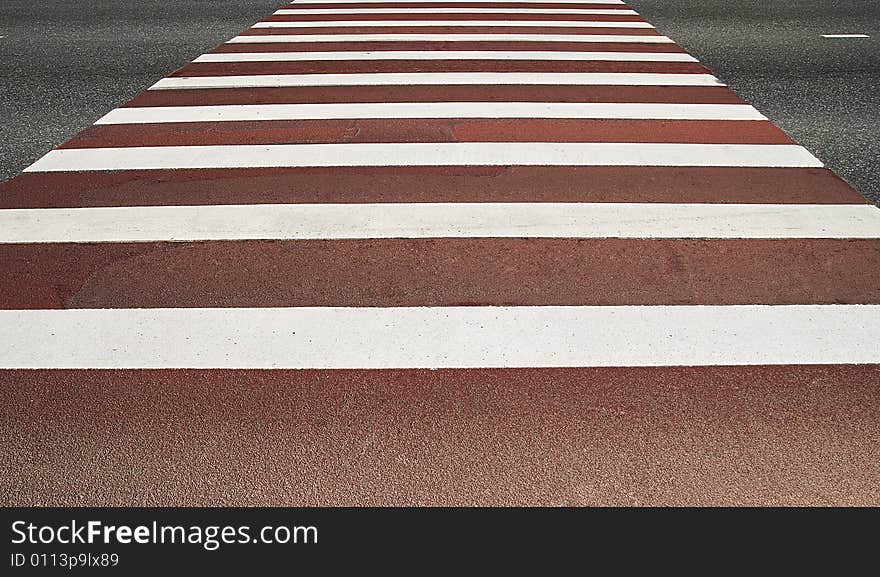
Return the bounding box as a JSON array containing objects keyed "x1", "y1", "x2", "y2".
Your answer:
[
  {"x1": 285, "y1": 1, "x2": 630, "y2": 4},
  {"x1": 174, "y1": 63, "x2": 709, "y2": 77},
  {"x1": 273, "y1": 8, "x2": 640, "y2": 14},
  {"x1": 3, "y1": 166, "x2": 863, "y2": 209},
  {"x1": 6, "y1": 364, "x2": 876, "y2": 507},
  {"x1": 124, "y1": 85, "x2": 739, "y2": 106},
  {"x1": 195, "y1": 50, "x2": 692, "y2": 62},
  {"x1": 5, "y1": 238, "x2": 878, "y2": 308},
  {"x1": 288, "y1": 1, "x2": 630, "y2": 4},
  {"x1": 174, "y1": 62, "x2": 708, "y2": 77},
  {"x1": 4, "y1": 202, "x2": 877, "y2": 243},
  {"x1": 215, "y1": 40, "x2": 685, "y2": 52},
  {"x1": 150, "y1": 72, "x2": 715, "y2": 89},
  {"x1": 227, "y1": 33, "x2": 670, "y2": 42},
  {"x1": 23, "y1": 143, "x2": 818, "y2": 171},
  {"x1": 66, "y1": 119, "x2": 790, "y2": 147},
  {"x1": 2, "y1": 305, "x2": 878, "y2": 368},
  {"x1": 251, "y1": 20, "x2": 652, "y2": 27},
  {"x1": 95, "y1": 103, "x2": 763, "y2": 123}
]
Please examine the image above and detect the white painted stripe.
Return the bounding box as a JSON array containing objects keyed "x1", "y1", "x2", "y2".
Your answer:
[
  {"x1": 2, "y1": 305, "x2": 878, "y2": 369},
  {"x1": 227, "y1": 33, "x2": 673, "y2": 43},
  {"x1": 274, "y1": 8, "x2": 639, "y2": 14},
  {"x1": 821, "y1": 34, "x2": 869, "y2": 38},
  {"x1": 151, "y1": 72, "x2": 714, "y2": 89},
  {"x1": 5, "y1": 202, "x2": 874, "y2": 244},
  {"x1": 196, "y1": 50, "x2": 695, "y2": 62},
  {"x1": 23, "y1": 143, "x2": 818, "y2": 172},
  {"x1": 252, "y1": 20, "x2": 653, "y2": 28},
  {"x1": 97, "y1": 103, "x2": 764, "y2": 124},
  {"x1": 291, "y1": 0, "x2": 626, "y2": 3}
]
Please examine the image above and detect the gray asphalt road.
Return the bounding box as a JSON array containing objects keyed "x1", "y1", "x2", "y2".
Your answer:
[
  {"x1": 0, "y1": 0, "x2": 284, "y2": 181},
  {"x1": 628, "y1": 0, "x2": 880, "y2": 204},
  {"x1": 1, "y1": 0, "x2": 878, "y2": 203}
]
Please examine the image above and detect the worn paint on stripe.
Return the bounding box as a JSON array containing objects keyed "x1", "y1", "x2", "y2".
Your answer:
[
  {"x1": 252, "y1": 20, "x2": 653, "y2": 28},
  {"x1": 23, "y1": 143, "x2": 819, "y2": 172},
  {"x1": 227, "y1": 34, "x2": 671, "y2": 43},
  {"x1": 150, "y1": 72, "x2": 717, "y2": 89},
  {"x1": 2, "y1": 305, "x2": 879, "y2": 368},
  {"x1": 95, "y1": 103, "x2": 764, "y2": 124},
  {"x1": 2, "y1": 203, "x2": 877, "y2": 243}
]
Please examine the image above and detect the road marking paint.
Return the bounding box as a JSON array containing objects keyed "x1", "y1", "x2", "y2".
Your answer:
[
  {"x1": 23, "y1": 143, "x2": 819, "y2": 172},
  {"x1": 175, "y1": 62, "x2": 710, "y2": 80},
  {"x1": 2, "y1": 305, "x2": 878, "y2": 368},
  {"x1": 4, "y1": 202, "x2": 875, "y2": 243},
  {"x1": 96, "y1": 103, "x2": 764, "y2": 124},
  {"x1": 286, "y1": 0, "x2": 628, "y2": 3},
  {"x1": 150, "y1": 72, "x2": 715, "y2": 89},
  {"x1": 196, "y1": 50, "x2": 694, "y2": 62},
  {"x1": 251, "y1": 20, "x2": 653, "y2": 28},
  {"x1": 274, "y1": 8, "x2": 639, "y2": 14},
  {"x1": 227, "y1": 33, "x2": 672, "y2": 43},
  {"x1": 821, "y1": 34, "x2": 869, "y2": 38}
]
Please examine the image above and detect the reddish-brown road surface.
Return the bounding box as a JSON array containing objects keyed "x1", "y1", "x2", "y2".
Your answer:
[{"x1": 1, "y1": 0, "x2": 879, "y2": 506}]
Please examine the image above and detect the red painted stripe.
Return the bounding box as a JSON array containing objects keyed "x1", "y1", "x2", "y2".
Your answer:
[
  {"x1": 212, "y1": 41, "x2": 686, "y2": 52},
  {"x1": 264, "y1": 13, "x2": 646, "y2": 22},
  {"x1": 4, "y1": 366, "x2": 878, "y2": 506},
  {"x1": 0, "y1": 167, "x2": 865, "y2": 208},
  {"x1": 128, "y1": 85, "x2": 739, "y2": 106},
  {"x1": 240, "y1": 25, "x2": 661, "y2": 35},
  {"x1": 170, "y1": 60, "x2": 707, "y2": 75},
  {"x1": 3, "y1": 239, "x2": 879, "y2": 309},
  {"x1": 60, "y1": 119, "x2": 792, "y2": 148}
]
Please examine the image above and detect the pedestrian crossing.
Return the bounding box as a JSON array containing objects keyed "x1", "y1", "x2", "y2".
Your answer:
[{"x1": 1, "y1": 0, "x2": 879, "y2": 506}]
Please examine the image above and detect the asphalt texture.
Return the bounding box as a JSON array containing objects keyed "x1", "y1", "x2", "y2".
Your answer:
[
  {"x1": 627, "y1": 0, "x2": 880, "y2": 204},
  {"x1": 1, "y1": 0, "x2": 878, "y2": 204},
  {"x1": 0, "y1": 0, "x2": 286, "y2": 181}
]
